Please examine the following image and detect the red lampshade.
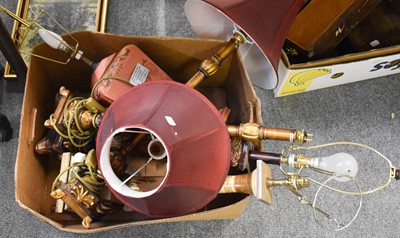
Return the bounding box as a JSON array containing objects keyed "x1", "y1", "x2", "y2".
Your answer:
[
  {"x1": 97, "y1": 81, "x2": 231, "y2": 218},
  {"x1": 185, "y1": 0, "x2": 304, "y2": 89}
]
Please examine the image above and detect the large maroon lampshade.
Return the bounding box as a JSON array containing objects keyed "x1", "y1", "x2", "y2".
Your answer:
[
  {"x1": 185, "y1": 0, "x2": 304, "y2": 89},
  {"x1": 97, "y1": 81, "x2": 231, "y2": 218}
]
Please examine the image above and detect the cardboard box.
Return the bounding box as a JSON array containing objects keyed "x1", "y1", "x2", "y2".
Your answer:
[
  {"x1": 274, "y1": 45, "x2": 400, "y2": 97},
  {"x1": 15, "y1": 31, "x2": 263, "y2": 232},
  {"x1": 274, "y1": 1, "x2": 400, "y2": 97}
]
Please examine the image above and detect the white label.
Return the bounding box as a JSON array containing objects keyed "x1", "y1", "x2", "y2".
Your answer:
[
  {"x1": 165, "y1": 116, "x2": 176, "y2": 126},
  {"x1": 130, "y1": 63, "x2": 150, "y2": 86}
]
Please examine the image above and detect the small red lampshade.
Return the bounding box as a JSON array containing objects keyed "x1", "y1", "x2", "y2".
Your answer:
[{"x1": 97, "y1": 81, "x2": 231, "y2": 218}]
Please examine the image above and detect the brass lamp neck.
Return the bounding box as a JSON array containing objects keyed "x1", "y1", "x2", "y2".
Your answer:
[
  {"x1": 227, "y1": 123, "x2": 310, "y2": 144},
  {"x1": 267, "y1": 174, "x2": 310, "y2": 190},
  {"x1": 281, "y1": 154, "x2": 313, "y2": 169},
  {"x1": 0, "y1": 5, "x2": 33, "y2": 28},
  {"x1": 185, "y1": 31, "x2": 246, "y2": 88}
]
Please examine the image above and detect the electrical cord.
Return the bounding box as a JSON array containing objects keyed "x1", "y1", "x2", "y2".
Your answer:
[
  {"x1": 48, "y1": 97, "x2": 94, "y2": 149},
  {"x1": 51, "y1": 161, "x2": 105, "y2": 194},
  {"x1": 47, "y1": 76, "x2": 131, "y2": 150},
  {"x1": 50, "y1": 76, "x2": 132, "y2": 191},
  {"x1": 277, "y1": 141, "x2": 392, "y2": 231},
  {"x1": 90, "y1": 75, "x2": 132, "y2": 99}
]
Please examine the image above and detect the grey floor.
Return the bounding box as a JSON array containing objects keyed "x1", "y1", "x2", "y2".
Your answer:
[{"x1": 1, "y1": 0, "x2": 400, "y2": 237}]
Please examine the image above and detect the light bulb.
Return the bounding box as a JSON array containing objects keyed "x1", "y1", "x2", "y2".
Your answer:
[
  {"x1": 312, "y1": 153, "x2": 358, "y2": 182},
  {"x1": 38, "y1": 29, "x2": 67, "y2": 50},
  {"x1": 38, "y1": 28, "x2": 95, "y2": 67}
]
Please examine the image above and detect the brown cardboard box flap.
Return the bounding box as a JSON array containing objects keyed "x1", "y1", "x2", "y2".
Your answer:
[{"x1": 16, "y1": 194, "x2": 249, "y2": 233}]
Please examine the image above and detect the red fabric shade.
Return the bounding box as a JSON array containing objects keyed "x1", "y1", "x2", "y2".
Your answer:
[
  {"x1": 97, "y1": 81, "x2": 231, "y2": 218},
  {"x1": 185, "y1": 0, "x2": 304, "y2": 89}
]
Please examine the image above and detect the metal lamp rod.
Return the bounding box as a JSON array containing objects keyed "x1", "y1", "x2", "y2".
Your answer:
[
  {"x1": 0, "y1": 5, "x2": 32, "y2": 28},
  {"x1": 0, "y1": 17, "x2": 27, "y2": 80}
]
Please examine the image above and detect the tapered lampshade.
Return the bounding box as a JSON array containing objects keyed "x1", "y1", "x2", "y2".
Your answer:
[
  {"x1": 185, "y1": 0, "x2": 304, "y2": 89},
  {"x1": 97, "y1": 81, "x2": 231, "y2": 218}
]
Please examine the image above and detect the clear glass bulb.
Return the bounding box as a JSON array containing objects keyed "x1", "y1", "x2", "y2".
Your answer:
[{"x1": 312, "y1": 153, "x2": 358, "y2": 182}]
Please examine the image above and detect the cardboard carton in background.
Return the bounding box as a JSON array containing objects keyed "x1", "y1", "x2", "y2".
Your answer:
[{"x1": 274, "y1": 0, "x2": 400, "y2": 97}]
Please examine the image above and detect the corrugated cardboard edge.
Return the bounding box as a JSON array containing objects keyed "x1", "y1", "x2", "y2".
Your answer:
[
  {"x1": 14, "y1": 60, "x2": 32, "y2": 210},
  {"x1": 71, "y1": 197, "x2": 248, "y2": 233},
  {"x1": 281, "y1": 45, "x2": 400, "y2": 69},
  {"x1": 15, "y1": 195, "x2": 249, "y2": 233}
]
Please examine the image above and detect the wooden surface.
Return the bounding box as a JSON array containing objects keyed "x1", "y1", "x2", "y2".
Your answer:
[
  {"x1": 286, "y1": 0, "x2": 382, "y2": 59},
  {"x1": 348, "y1": 0, "x2": 400, "y2": 52}
]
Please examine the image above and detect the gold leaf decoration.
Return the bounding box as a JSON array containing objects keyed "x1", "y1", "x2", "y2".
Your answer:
[{"x1": 71, "y1": 185, "x2": 95, "y2": 208}]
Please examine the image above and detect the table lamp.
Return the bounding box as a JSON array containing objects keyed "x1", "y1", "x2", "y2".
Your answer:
[{"x1": 185, "y1": 0, "x2": 305, "y2": 89}]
